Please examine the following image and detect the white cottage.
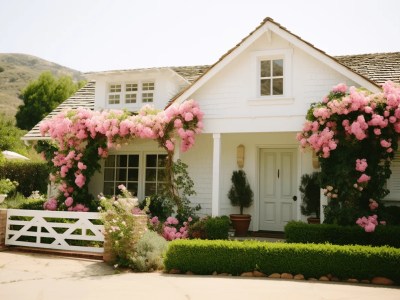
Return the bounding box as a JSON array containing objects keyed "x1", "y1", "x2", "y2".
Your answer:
[{"x1": 23, "y1": 17, "x2": 400, "y2": 232}]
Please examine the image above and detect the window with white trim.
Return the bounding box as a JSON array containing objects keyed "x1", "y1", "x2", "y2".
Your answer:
[
  {"x1": 108, "y1": 84, "x2": 121, "y2": 104},
  {"x1": 260, "y1": 59, "x2": 284, "y2": 96},
  {"x1": 125, "y1": 83, "x2": 138, "y2": 104},
  {"x1": 142, "y1": 82, "x2": 154, "y2": 103},
  {"x1": 107, "y1": 81, "x2": 155, "y2": 105},
  {"x1": 103, "y1": 153, "x2": 167, "y2": 199}
]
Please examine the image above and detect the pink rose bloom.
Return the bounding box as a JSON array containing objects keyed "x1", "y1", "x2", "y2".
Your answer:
[
  {"x1": 65, "y1": 197, "x2": 73, "y2": 207},
  {"x1": 332, "y1": 83, "x2": 347, "y2": 93},
  {"x1": 77, "y1": 162, "x2": 87, "y2": 170},
  {"x1": 357, "y1": 174, "x2": 371, "y2": 183},
  {"x1": 165, "y1": 140, "x2": 174, "y2": 151},
  {"x1": 355, "y1": 159, "x2": 368, "y2": 172},
  {"x1": 364, "y1": 222, "x2": 376, "y2": 233}
]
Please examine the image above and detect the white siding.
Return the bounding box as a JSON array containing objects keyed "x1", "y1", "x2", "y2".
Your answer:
[{"x1": 189, "y1": 31, "x2": 360, "y2": 134}]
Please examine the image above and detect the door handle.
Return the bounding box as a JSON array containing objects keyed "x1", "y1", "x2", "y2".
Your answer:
[{"x1": 292, "y1": 196, "x2": 297, "y2": 201}]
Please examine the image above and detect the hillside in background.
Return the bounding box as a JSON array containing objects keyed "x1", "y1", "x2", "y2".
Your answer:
[{"x1": 0, "y1": 53, "x2": 83, "y2": 118}]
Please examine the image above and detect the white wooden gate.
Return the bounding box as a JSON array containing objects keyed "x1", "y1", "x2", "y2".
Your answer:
[{"x1": 5, "y1": 209, "x2": 104, "y2": 253}]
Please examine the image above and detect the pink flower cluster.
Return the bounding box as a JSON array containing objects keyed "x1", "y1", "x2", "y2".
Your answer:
[
  {"x1": 356, "y1": 199, "x2": 385, "y2": 232},
  {"x1": 43, "y1": 198, "x2": 58, "y2": 211},
  {"x1": 149, "y1": 216, "x2": 193, "y2": 241},
  {"x1": 39, "y1": 100, "x2": 203, "y2": 211},
  {"x1": 297, "y1": 81, "x2": 400, "y2": 158}
]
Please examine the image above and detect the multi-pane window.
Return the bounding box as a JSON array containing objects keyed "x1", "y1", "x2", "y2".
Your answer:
[
  {"x1": 103, "y1": 154, "x2": 139, "y2": 197},
  {"x1": 103, "y1": 153, "x2": 167, "y2": 199},
  {"x1": 107, "y1": 82, "x2": 155, "y2": 104},
  {"x1": 142, "y1": 82, "x2": 154, "y2": 103},
  {"x1": 260, "y1": 59, "x2": 283, "y2": 96},
  {"x1": 125, "y1": 83, "x2": 138, "y2": 104},
  {"x1": 144, "y1": 154, "x2": 167, "y2": 196},
  {"x1": 108, "y1": 84, "x2": 121, "y2": 104}
]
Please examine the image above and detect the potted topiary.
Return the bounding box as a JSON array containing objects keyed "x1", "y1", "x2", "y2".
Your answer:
[
  {"x1": 228, "y1": 170, "x2": 254, "y2": 236},
  {"x1": 299, "y1": 172, "x2": 321, "y2": 224},
  {"x1": 0, "y1": 178, "x2": 18, "y2": 203}
]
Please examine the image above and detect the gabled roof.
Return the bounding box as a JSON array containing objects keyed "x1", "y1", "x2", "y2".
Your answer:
[
  {"x1": 22, "y1": 81, "x2": 95, "y2": 141},
  {"x1": 335, "y1": 52, "x2": 400, "y2": 84},
  {"x1": 170, "y1": 17, "x2": 382, "y2": 104},
  {"x1": 85, "y1": 65, "x2": 209, "y2": 84}
]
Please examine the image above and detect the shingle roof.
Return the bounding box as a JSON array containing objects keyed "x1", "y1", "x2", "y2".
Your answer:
[
  {"x1": 22, "y1": 81, "x2": 95, "y2": 141},
  {"x1": 335, "y1": 52, "x2": 400, "y2": 84},
  {"x1": 171, "y1": 66, "x2": 210, "y2": 83}
]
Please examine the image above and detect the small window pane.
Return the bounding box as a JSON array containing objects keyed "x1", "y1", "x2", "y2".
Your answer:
[
  {"x1": 116, "y1": 155, "x2": 127, "y2": 167},
  {"x1": 260, "y1": 61, "x2": 271, "y2": 77},
  {"x1": 128, "y1": 155, "x2": 139, "y2": 167},
  {"x1": 108, "y1": 94, "x2": 120, "y2": 104},
  {"x1": 142, "y1": 93, "x2": 153, "y2": 103},
  {"x1": 128, "y1": 169, "x2": 138, "y2": 181},
  {"x1": 158, "y1": 169, "x2": 166, "y2": 181},
  {"x1": 273, "y1": 59, "x2": 283, "y2": 76},
  {"x1": 104, "y1": 155, "x2": 116, "y2": 167},
  {"x1": 146, "y1": 169, "x2": 157, "y2": 181},
  {"x1": 109, "y1": 84, "x2": 121, "y2": 93},
  {"x1": 273, "y1": 78, "x2": 283, "y2": 95},
  {"x1": 142, "y1": 82, "x2": 154, "y2": 91},
  {"x1": 104, "y1": 169, "x2": 115, "y2": 181},
  {"x1": 261, "y1": 79, "x2": 271, "y2": 96},
  {"x1": 117, "y1": 168, "x2": 127, "y2": 181},
  {"x1": 126, "y1": 93, "x2": 136, "y2": 104},
  {"x1": 157, "y1": 155, "x2": 167, "y2": 167},
  {"x1": 146, "y1": 155, "x2": 157, "y2": 167},
  {"x1": 127, "y1": 183, "x2": 138, "y2": 196},
  {"x1": 103, "y1": 182, "x2": 115, "y2": 197},
  {"x1": 126, "y1": 83, "x2": 138, "y2": 92}
]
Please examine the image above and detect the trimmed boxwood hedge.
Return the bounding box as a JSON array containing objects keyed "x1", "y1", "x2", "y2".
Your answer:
[
  {"x1": 285, "y1": 221, "x2": 400, "y2": 248},
  {"x1": 164, "y1": 239, "x2": 400, "y2": 283},
  {"x1": 0, "y1": 161, "x2": 49, "y2": 196}
]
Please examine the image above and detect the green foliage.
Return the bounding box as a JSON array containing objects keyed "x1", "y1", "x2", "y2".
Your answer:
[
  {"x1": 189, "y1": 216, "x2": 231, "y2": 240},
  {"x1": 140, "y1": 194, "x2": 174, "y2": 222},
  {"x1": 35, "y1": 139, "x2": 103, "y2": 210},
  {"x1": 0, "y1": 113, "x2": 28, "y2": 154},
  {"x1": 285, "y1": 221, "x2": 400, "y2": 248},
  {"x1": 18, "y1": 198, "x2": 46, "y2": 210},
  {"x1": 164, "y1": 239, "x2": 400, "y2": 282},
  {"x1": 16, "y1": 71, "x2": 85, "y2": 130},
  {"x1": 227, "y1": 170, "x2": 253, "y2": 214},
  {"x1": 0, "y1": 160, "x2": 49, "y2": 196},
  {"x1": 0, "y1": 178, "x2": 18, "y2": 194},
  {"x1": 127, "y1": 231, "x2": 168, "y2": 272},
  {"x1": 299, "y1": 172, "x2": 320, "y2": 216}
]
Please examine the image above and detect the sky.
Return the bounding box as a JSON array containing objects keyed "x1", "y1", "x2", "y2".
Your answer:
[{"x1": 0, "y1": 0, "x2": 399, "y2": 72}]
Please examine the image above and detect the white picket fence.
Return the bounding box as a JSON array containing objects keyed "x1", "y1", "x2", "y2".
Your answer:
[{"x1": 5, "y1": 209, "x2": 104, "y2": 253}]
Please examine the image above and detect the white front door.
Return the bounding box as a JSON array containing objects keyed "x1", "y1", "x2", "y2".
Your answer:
[{"x1": 259, "y1": 148, "x2": 297, "y2": 231}]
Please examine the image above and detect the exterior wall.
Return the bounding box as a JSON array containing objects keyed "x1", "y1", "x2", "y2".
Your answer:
[
  {"x1": 90, "y1": 69, "x2": 187, "y2": 112},
  {"x1": 181, "y1": 132, "x2": 316, "y2": 229},
  {"x1": 190, "y1": 31, "x2": 359, "y2": 134}
]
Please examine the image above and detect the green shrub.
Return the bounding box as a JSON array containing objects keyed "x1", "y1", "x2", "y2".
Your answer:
[
  {"x1": 189, "y1": 216, "x2": 230, "y2": 240},
  {"x1": 204, "y1": 216, "x2": 230, "y2": 240},
  {"x1": 285, "y1": 221, "x2": 400, "y2": 248},
  {"x1": 0, "y1": 161, "x2": 49, "y2": 196},
  {"x1": 164, "y1": 239, "x2": 400, "y2": 283},
  {"x1": 127, "y1": 231, "x2": 168, "y2": 272},
  {"x1": 18, "y1": 198, "x2": 46, "y2": 210}
]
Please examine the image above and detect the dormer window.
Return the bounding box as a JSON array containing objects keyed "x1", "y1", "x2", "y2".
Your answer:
[
  {"x1": 125, "y1": 83, "x2": 138, "y2": 104},
  {"x1": 142, "y1": 82, "x2": 154, "y2": 103},
  {"x1": 107, "y1": 81, "x2": 155, "y2": 105},
  {"x1": 260, "y1": 59, "x2": 283, "y2": 96},
  {"x1": 108, "y1": 84, "x2": 121, "y2": 104}
]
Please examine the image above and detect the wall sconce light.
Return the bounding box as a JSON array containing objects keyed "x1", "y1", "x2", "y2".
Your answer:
[{"x1": 237, "y1": 144, "x2": 245, "y2": 169}]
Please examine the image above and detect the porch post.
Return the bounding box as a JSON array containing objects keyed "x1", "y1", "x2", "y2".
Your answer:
[
  {"x1": 212, "y1": 133, "x2": 221, "y2": 217},
  {"x1": 320, "y1": 190, "x2": 327, "y2": 223}
]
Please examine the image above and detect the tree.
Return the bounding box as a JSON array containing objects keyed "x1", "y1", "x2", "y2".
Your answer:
[
  {"x1": 16, "y1": 72, "x2": 85, "y2": 130},
  {"x1": 0, "y1": 113, "x2": 27, "y2": 155}
]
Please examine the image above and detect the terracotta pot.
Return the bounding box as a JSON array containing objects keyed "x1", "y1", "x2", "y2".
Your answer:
[
  {"x1": 230, "y1": 214, "x2": 251, "y2": 236},
  {"x1": 307, "y1": 217, "x2": 321, "y2": 224}
]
